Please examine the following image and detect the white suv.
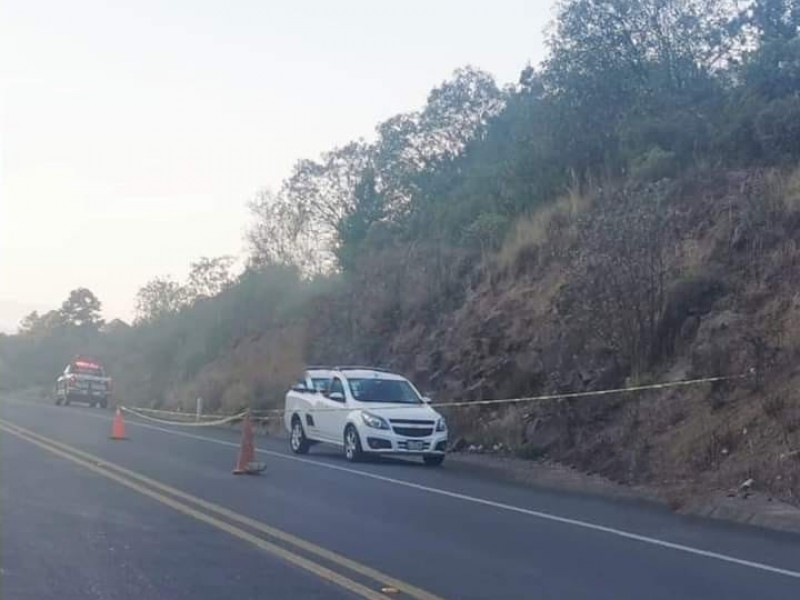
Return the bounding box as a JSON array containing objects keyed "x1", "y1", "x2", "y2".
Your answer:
[{"x1": 284, "y1": 367, "x2": 448, "y2": 466}]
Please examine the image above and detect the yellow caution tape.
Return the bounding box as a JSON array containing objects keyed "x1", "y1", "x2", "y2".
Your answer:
[{"x1": 121, "y1": 371, "x2": 752, "y2": 422}]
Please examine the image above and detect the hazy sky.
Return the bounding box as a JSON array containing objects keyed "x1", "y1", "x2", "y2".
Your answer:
[{"x1": 1, "y1": 0, "x2": 552, "y2": 331}]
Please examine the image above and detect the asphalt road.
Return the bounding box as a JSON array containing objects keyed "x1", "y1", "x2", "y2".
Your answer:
[{"x1": 1, "y1": 398, "x2": 799, "y2": 600}]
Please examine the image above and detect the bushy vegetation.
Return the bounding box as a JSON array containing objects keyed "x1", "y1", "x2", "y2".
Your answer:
[
  {"x1": 0, "y1": 264, "x2": 325, "y2": 410},
  {"x1": 2, "y1": 0, "x2": 798, "y2": 420},
  {"x1": 251, "y1": 0, "x2": 799, "y2": 271}
]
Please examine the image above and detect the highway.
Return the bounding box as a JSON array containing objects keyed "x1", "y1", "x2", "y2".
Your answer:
[{"x1": 1, "y1": 397, "x2": 799, "y2": 599}]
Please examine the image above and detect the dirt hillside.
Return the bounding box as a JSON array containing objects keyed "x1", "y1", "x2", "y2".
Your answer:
[
  {"x1": 317, "y1": 168, "x2": 800, "y2": 506},
  {"x1": 168, "y1": 167, "x2": 800, "y2": 508}
]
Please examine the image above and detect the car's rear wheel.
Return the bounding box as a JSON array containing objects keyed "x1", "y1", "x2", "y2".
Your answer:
[
  {"x1": 99, "y1": 397, "x2": 108, "y2": 409},
  {"x1": 290, "y1": 417, "x2": 310, "y2": 454},
  {"x1": 423, "y1": 454, "x2": 445, "y2": 467},
  {"x1": 343, "y1": 425, "x2": 363, "y2": 462},
  {"x1": 55, "y1": 396, "x2": 63, "y2": 406}
]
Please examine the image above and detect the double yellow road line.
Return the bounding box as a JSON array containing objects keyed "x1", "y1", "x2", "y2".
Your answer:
[{"x1": 0, "y1": 419, "x2": 443, "y2": 600}]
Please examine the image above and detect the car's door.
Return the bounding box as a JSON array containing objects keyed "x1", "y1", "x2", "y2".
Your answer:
[
  {"x1": 315, "y1": 376, "x2": 348, "y2": 444},
  {"x1": 288, "y1": 378, "x2": 319, "y2": 439},
  {"x1": 57, "y1": 365, "x2": 70, "y2": 396}
]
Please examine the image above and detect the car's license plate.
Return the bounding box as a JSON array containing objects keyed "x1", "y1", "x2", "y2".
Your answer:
[{"x1": 407, "y1": 441, "x2": 424, "y2": 451}]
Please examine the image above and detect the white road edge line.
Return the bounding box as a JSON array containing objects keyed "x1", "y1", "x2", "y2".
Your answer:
[{"x1": 11, "y1": 403, "x2": 800, "y2": 580}]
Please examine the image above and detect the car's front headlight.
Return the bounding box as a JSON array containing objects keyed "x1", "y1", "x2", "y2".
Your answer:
[
  {"x1": 436, "y1": 417, "x2": 447, "y2": 432},
  {"x1": 361, "y1": 411, "x2": 390, "y2": 430}
]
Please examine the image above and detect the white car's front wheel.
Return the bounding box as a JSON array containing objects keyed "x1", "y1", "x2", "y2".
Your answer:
[
  {"x1": 290, "y1": 417, "x2": 310, "y2": 454},
  {"x1": 343, "y1": 425, "x2": 363, "y2": 462}
]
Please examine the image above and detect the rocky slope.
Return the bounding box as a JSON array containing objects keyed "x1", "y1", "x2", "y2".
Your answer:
[
  {"x1": 359, "y1": 168, "x2": 800, "y2": 506},
  {"x1": 176, "y1": 167, "x2": 800, "y2": 508}
]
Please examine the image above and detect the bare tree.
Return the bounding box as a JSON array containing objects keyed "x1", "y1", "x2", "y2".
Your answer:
[
  {"x1": 187, "y1": 256, "x2": 235, "y2": 299},
  {"x1": 565, "y1": 185, "x2": 671, "y2": 376}
]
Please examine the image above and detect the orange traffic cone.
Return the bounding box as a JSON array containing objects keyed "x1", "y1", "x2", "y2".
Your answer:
[
  {"x1": 233, "y1": 412, "x2": 265, "y2": 475},
  {"x1": 110, "y1": 407, "x2": 128, "y2": 440}
]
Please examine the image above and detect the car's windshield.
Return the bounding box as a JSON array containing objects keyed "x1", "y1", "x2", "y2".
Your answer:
[
  {"x1": 347, "y1": 378, "x2": 421, "y2": 404},
  {"x1": 310, "y1": 378, "x2": 329, "y2": 392}
]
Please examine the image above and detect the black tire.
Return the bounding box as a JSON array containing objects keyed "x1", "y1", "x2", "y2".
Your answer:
[
  {"x1": 64, "y1": 396, "x2": 71, "y2": 406},
  {"x1": 289, "y1": 417, "x2": 310, "y2": 454},
  {"x1": 55, "y1": 397, "x2": 63, "y2": 406},
  {"x1": 99, "y1": 397, "x2": 108, "y2": 409},
  {"x1": 343, "y1": 425, "x2": 363, "y2": 462},
  {"x1": 423, "y1": 454, "x2": 445, "y2": 467}
]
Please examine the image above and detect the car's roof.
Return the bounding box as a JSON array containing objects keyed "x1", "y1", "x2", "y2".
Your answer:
[
  {"x1": 303, "y1": 366, "x2": 408, "y2": 381},
  {"x1": 335, "y1": 368, "x2": 406, "y2": 381},
  {"x1": 306, "y1": 368, "x2": 333, "y2": 377}
]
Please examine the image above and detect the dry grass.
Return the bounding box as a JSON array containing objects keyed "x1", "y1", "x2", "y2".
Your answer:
[
  {"x1": 783, "y1": 166, "x2": 800, "y2": 212},
  {"x1": 762, "y1": 165, "x2": 800, "y2": 214},
  {"x1": 450, "y1": 169, "x2": 800, "y2": 505},
  {"x1": 496, "y1": 186, "x2": 590, "y2": 269},
  {"x1": 220, "y1": 381, "x2": 251, "y2": 411},
  {"x1": 171, "y1": 324, "x2": 308, "y2": 413}
]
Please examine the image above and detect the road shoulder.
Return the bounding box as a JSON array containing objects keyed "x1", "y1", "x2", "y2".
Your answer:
[{"x1": 444, "y1": 450, "x2": 800, "y2": 534}]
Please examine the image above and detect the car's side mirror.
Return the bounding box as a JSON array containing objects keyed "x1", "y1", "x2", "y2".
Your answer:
[
  {"x1": 328, "y1": 391, "x2": 345, "y2": 402},
  {"x1": 291, "y1": 383, "x2": 308, "y2": 393},
  {"x1": 421, "y1": 396, "x2": 432, "y2": 404}
]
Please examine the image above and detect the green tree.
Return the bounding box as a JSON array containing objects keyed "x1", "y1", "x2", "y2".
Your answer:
[
  {"x1": 18, "y1": 311, "x2": 42, "y2": 334},
  {"x1": 247, "y1": 189, "x2": 303, "y2": 269},
  {"x1": 719, "y1": 0, "x2": 800, "y2": 162},
  {"x1": 336, "y1": 168, "x2": 385, "y2": 270},
  {"x1": 742, "y1": 0, "x2": 800, "y2": 99},
  {"x1": 134, "y1": 277, "x2": 188, "y2": 322},
  {"x1": 749, "y1": 0, "x2": 800, "y2": 42},
  {"x1": 543, "y1": 0, "x2": 741, "y2": 173},
  {"x1": 373, "y1": 67, "x2": 503, "y2": 217},
  {"x1": 18, "y1": 310, "x2": 65, "y2": 335},
  {"x1": 60, "y1": 288, "x2": 103, "y2": 328},
  {"x1": 247, "y1": 68, "x2": 504, "y2": 273},
  {"x1": 101, "y1": 319, "x2": 131, "y2": 335},
  {"x1": 248, "y1": 142, "x2": 371, "y2": 274}
]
